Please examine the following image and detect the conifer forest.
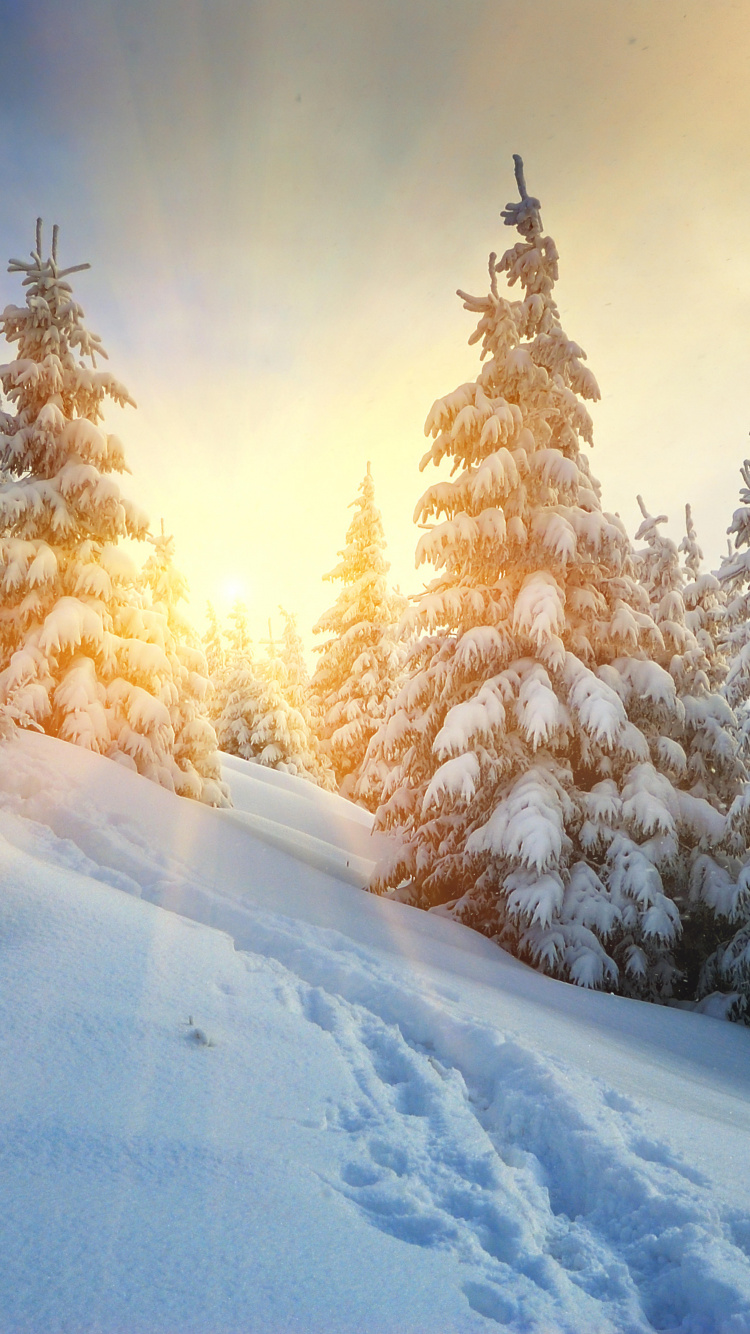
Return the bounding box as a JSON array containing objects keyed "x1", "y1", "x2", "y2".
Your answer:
[
  {"x1": 2, "y1": 154, "x2": 750, "y2": 1024},
  {"x1": 4, "y1": 8, "x2": 750, "y2": 1332}
]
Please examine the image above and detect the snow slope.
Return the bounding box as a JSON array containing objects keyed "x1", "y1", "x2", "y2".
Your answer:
[{"x1": 1, "y1": 729, "x2": 749, "y2": 1333}]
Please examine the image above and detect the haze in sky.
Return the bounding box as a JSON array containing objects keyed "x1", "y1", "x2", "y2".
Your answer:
[{"x1": 0, "y1": 0, "x2": 748, "y2": 648}]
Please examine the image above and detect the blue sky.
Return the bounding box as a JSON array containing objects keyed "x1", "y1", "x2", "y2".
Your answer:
[{"x1": 1, "y1": 0, "x2": 749, "y2": 646}]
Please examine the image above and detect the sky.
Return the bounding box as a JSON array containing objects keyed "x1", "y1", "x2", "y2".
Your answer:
[{"x1": 0, "y1": 0, "x2": 749, "y2": 653}]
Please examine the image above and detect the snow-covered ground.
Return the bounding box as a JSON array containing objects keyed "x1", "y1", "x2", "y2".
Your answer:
[{"x1": 1, "y1": 730, "x2": 749, "y2": 1333}]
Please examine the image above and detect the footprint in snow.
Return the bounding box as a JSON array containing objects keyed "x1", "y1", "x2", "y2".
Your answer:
[{"x1": 296, "y1": 975, "x2": 750, "y2": 1333}]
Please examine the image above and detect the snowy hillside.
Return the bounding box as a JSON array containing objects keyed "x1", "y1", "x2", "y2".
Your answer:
[{"x1": 1, "y1": 732, "x2": 749, "y2": 1333}]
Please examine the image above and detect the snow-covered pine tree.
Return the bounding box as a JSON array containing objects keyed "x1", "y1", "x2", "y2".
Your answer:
[
  {"x1": 140, "y1": 524, "x2": 229, "y2": 805},
  {"x1": 278, "y1": 608, "x2": 311, "y2": 711},
  {"x1": 208, "y1": 597, "x2": 249, "y2": 727},
  {"x1": 218, "y1": 647, "x2": 323, "y2": 781},
  {"x1": 312, "y1": 464, "x2": 405, "y2": 807},
  {"x1": 276, "y1": 607, "x2": 336, "y2": 788},
  {"x1": 203, "y1": 600, "x2": 225, "y2": 681},
  {"x1": 226, "y1": 599, "x2": 252, "y2": 663},
  {"x1": 634, "y1": 497, "x2": 744, "y2": 998},
  {"x1": 693, "y1": 462, "x2": 750, "y2": 1022},
  {"x1": 215, "y1": 599, "x2": 255, "y2": 751},
  {"x1": 680, "y1": 504, "x2": 729, "y2": 694},
  {"x1": 718, "y1": 463, "x2": 750, "y2": 756},
  {"x1": 215, "y1": 656, "x2": 260, "y2": 760},
  {"x1": 202, "y1": 598, "x2": 227, "y2": 729},
  {"x1": 253, "y1": 615, "x2": 335, "y2": 787},
  {"x1": 369, "y1": 157, "x2": 737, "y2": 998},
  {"x1": 633, "y1": 496, "x2": 685, "y2": 649},
  {"x1": 0, "y1": 221, "x2": 182, "y2": 785},
  {"x1": 634, "y1": 496, "x2": 740, "y2": 810},
  {"x1": 216, "y1": 610, "x2": 333, "y2": 785}
]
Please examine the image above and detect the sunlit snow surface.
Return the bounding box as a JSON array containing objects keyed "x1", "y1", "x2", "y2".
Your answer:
[{"x1": 1, "y1": 732, "x2": 749, "y2": 1334}]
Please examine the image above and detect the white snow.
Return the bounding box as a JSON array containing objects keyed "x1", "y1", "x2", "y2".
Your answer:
[
  {"x1": 512, "y1": 571, "x2": 566, "y2": 646},
  {"x1": 1, "y1": 729, "x2": 750, "y2": 1333}
]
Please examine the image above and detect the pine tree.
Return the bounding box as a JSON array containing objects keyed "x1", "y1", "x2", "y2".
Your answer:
[
  {"x1": 692, "y1": 462, "x2": 750, "y2": 1021},
  {"x1": 215, "y1": 599, "x2": 255, "y2": 754},
  {"x1": 634, "y1": 497, "x2": 740, "y2": 810},
  {"x1": 217, "y1": 616, "x2": 331, "y2": 784},
  {"x1": 277, "y1": 607, "x2": 336, "y2": 787},
  {"x1": 634, "y1": 498, "x2": 744, "y2": 999},
  {"x1": 216, "y1": 651, "x2": 266, "y2": 762},
  {"x1": 202, "y1": 598, "x2": 227, "y2": 729},
  {"x1": 203, "y1": 600, "x2": 225, "y2": 681},
  {"x1": 277, "y1": 608, "x2": 311, "y2": 711},
  {"x1": 140, "y1": 524, "x2": 229, "y2": 805},
  {"x1": 369, "y1": 157, "x2": 738, "y2": 997},
  {"x1": 0, "y1": 221, "x2": 183, "y2": 785},
  {"x1": 208, "y1": 597, "x2": 249, "y2": 727},
  {"x1": 312, "y1": 464, "x2": 405, "y2": 806},
  {"x1": 718, "y1": 463, "x2": 750, "y2": 756},
  {"x1": 226, "y1": 599, "x2": 252, "y2": 663},
  {"x1": 680, "y1": 504, "x2": 728, "y2": 693},
  {"x1": 256, "y1": 615, "x2": 335, "y2": 786}
]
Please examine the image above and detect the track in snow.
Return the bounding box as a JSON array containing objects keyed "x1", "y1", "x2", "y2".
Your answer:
[
  {"x1": 237, "y1": 909, "x2": 750, "y2": 1334},
  {"x1": 2, "y1": 732, "x2": 750, "y2": 1333}
]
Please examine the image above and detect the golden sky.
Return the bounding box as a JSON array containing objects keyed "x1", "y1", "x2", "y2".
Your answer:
[{"x1": 1, "y1": 0, "x2": 749, "y2": 652}]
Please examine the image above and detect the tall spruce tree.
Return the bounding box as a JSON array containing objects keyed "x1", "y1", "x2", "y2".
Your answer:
[
  {"x1": 680, "y1": 504, "x2": 728, "y2": 694},
  {"x1": 277, "y1": 608, "x2": 311, "y2": 711},
  {"x1": 0, "y1": 221, "x2": 184, "y2": 786},
  {"x1": 633, "y1": 498, "x2": 744, "y2": 999},
  {"x1": 634, "y1": 497, "x2": 741, "y2": 810},
  {"x1": 215, "y1": 599, "x2": 256, "y2": 755},
  {"x1": 258, "y1": 615, "x2": 335, "y2": 787},
  {"x1": 277, "y1": 607, "x2": 336, "y2": 787},
  {"x1": 312, "y1": 464, "x2": 404, "y2": 806},
  {"x1": 140, "y1": 525, "x2": 229, "y2": 805},
  {"x1": 718, "y1": 462, "x2": 750, "y2": 756},
  {"x1": 226, "y1": 599, "x2": 252, "y2": 663},
  {"x1": 209, "y1": 597, "x2": 249, "y2": 727},
  {"x1": 203, "y1": 600, "x2": 225, "y2": 682},
  {"x1": 369, "y1": 158, "x2": 738, "y2": 996},
  {"x1": 217, "y1": 610, "x2": 333, "y2": 786},
  {"x1": 693, "y1": 462, "x2": 750, "y2": 1021}
]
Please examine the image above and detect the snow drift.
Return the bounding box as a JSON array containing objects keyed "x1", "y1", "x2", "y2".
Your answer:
[{"x1": 1, "y1": 729, "x2": 749, "y2": 1333}]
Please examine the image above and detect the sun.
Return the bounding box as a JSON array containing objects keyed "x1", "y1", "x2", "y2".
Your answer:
[{"x1": 219, "y1": 576, "x2": 249, "y2": 608}]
